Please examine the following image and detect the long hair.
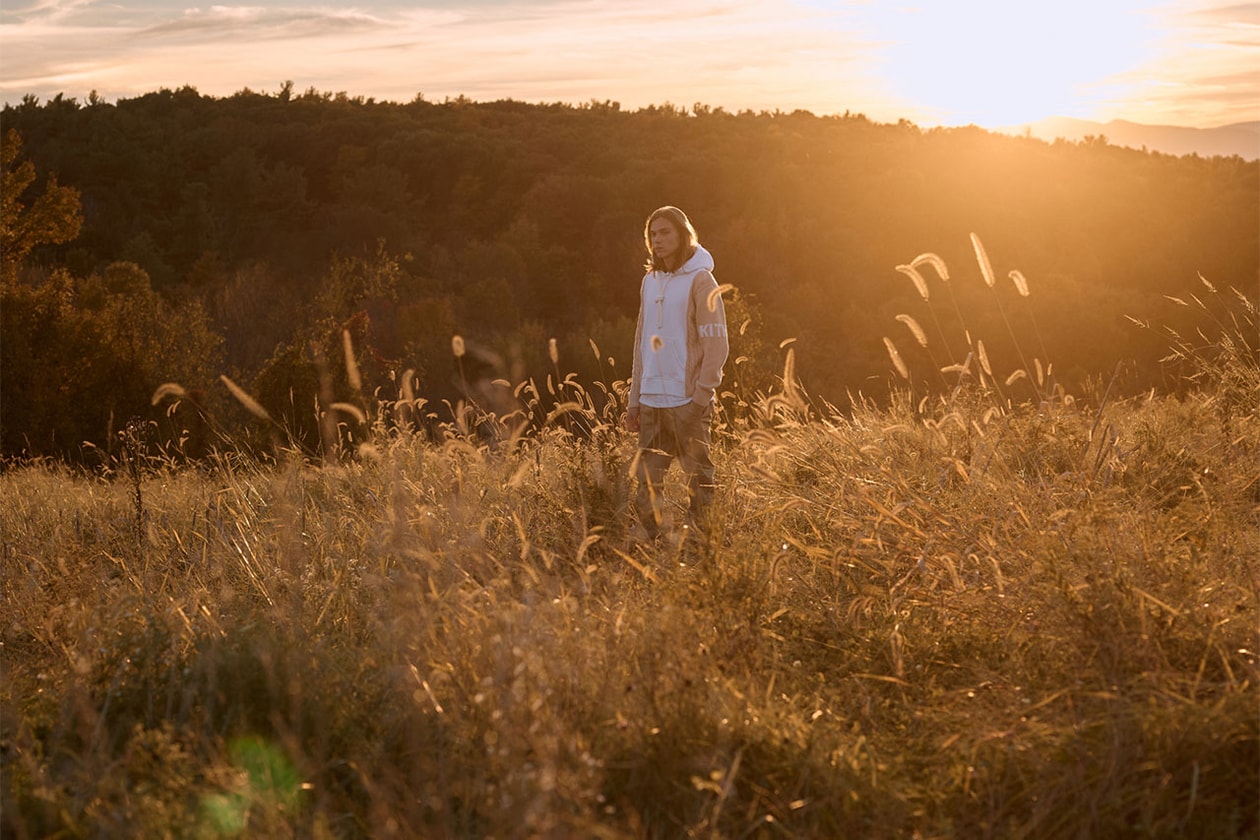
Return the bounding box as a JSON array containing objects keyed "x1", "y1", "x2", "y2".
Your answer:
[{"x1": 643, "y1": 206, "x2": 699, "y2": 273}]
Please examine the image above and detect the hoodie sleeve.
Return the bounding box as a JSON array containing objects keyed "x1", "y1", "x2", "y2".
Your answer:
[
  {"x1": 628, "y1": 276, "x2": 647, "y2": 410},
  {"x1": 687, "y1": 269, "x2": 729, "y2": 406}
]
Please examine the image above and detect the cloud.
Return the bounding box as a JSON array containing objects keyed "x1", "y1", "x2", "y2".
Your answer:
[
  {"x1": 1187, "y1": 2, "x2": 1260, "y2": 21},
  {"x1": 0, "y1": 0, "x2": 99, "y2": 25},
  {"x1": 136, "y1": 6, "x2": 392, "y2": 40},
  {"x1": 0, "y1": 0, "x2": 1254, "y2": 127},
  {"x1": 1122, "y1": 0, "x2": 1260, "y2": 124}
]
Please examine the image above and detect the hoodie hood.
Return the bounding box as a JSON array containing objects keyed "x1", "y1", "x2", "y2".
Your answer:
[{"x1": 666, "y1": 244, "x2": 714, "y2": 276}]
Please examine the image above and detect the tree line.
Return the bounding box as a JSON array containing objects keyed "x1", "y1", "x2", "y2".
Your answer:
[{"x1": 2, "y1": 85, "x2": 1256, "y2": 459}]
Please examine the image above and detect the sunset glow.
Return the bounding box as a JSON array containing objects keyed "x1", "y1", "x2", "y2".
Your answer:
[{"x1": 1, "y1": 0, "x2": 1256, "y2": 129}]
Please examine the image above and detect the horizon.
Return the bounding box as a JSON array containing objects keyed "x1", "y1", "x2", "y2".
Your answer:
[
  {"x1": 2, "y1": 1, "x2": 1257, "y2": 133},
  {"x1": 8, "y1": 84, "x2": 1257, "y2": 161},
  {"x1": 7, "y1": 82, "x2": 1260, "y2": 133}
]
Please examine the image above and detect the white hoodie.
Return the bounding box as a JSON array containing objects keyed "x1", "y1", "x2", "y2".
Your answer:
[{"x1": 629, "y1": 244, "x2": 729, "y2": 410}]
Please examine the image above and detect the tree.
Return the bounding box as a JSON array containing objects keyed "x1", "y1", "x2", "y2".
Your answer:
[
  {"x1": 1, "y1": 129, "x2": 82, "y2": 285},
  {"x1": 0, "y1": 261, "x2": 223, "y2": 458}
]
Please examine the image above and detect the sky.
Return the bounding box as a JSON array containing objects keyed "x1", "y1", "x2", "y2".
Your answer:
[{"x1": 1, "y1": 0, "x2": 1257, "y2": 130}]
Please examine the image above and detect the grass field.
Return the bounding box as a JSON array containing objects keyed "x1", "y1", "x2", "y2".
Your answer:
[{"x1": 3, "y1": 273, "x2": 1257, "y2": 838}]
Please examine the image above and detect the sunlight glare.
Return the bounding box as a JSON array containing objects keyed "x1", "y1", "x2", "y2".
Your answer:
[{"x1": 856, "y1": 1, "x2": 1156, "y2": 127}]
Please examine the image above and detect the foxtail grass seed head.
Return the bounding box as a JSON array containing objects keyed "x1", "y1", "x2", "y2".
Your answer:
[
  {"x1": 151, "y1": 382, "x2": 187, "y2": 405},
  {"x1": 781, "y1": 346, "x2": 804, "y2": 407},
  {"x1": 977, "y1": 339, "x2": 993, "y2": 377},
  {"x1": 589, "y1": 338, "x2": 600, "y2": 360},
  {"x1": 549, "y1": 337, "x2": 559, "y2": 365},
  {"x1": 895, "y1": 314, "x2": 928, "y2": 348},
  {"x1": 971, "y1": 233, "x2": 996, "y2": 288},
  {"x1": 1009, "y1": 270, "x2": 1030, "y2": 297},
  {"x1": 401, "y1": 368, "x2": 415, "y2": 403},
  {"x1": 911, "y1": 252, "x2": 950, "y2": 281},
  {"x1": 1005, "y1": 370, "x2": 1027, "y2": 386},
  {"x1": 545, "y1": 401, "x2": 584, "y2": 426},
  {"x1": 884, "y1": 337, "x2": 909, "y2": 380},
  {"x1": 343, "y1": 329, "x2": 362, "y2": 391},
  {"x1": 1035, "y1": 358, "x2": 1045, "y2": 386},
  {"x1": 708, "y1": 283, "x2": 733, "y2": 312},
  {"x1": 1230, "y1": 285, "x2": 1256, "y2": 315},
  {"x1": 452, "y1": 334, "x2": 466, "y2": 358},
  {"x1": 895, "y1": 264, "x2": 930, "y2": 300},
  {"x1": 220, "y1": 375, "x2": 272, "y2": 421},
  {"x1": 331, "y1": 402, "x2": 366, "y2": 425}
]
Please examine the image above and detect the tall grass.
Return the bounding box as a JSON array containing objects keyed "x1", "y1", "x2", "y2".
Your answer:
[{"x1": 2, "y1": 260, "x2": 1257, "y2": 838}]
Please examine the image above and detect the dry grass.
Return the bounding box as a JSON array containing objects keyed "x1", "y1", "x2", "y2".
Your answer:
[{"x1": 2, "y1": 269, "x2": 1257, "y2": 838}]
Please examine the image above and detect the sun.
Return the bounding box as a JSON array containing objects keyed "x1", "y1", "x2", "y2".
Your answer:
[{"x1": 856, "y1": 1, "x2": 1157, "y2": 128}]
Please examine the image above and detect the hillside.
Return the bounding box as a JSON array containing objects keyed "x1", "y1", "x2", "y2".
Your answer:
[
  {"x1": 2, "y1": 89, "x2": 1258, "y2": 459},
  {"x1": 1005, "y1": 117, "x2": 1260, "y2": 160}
]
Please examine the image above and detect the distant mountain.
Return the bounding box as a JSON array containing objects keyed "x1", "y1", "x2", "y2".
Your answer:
[{"x1": 1000, "y1": 117, "x2": 1259, "y2": 160}]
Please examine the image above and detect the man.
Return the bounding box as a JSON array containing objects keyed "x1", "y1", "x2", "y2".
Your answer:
[{"x1": 627, "y1": 206, "x2": 729, "y2": 541}]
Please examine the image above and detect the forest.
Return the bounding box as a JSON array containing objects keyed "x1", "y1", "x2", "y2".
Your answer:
[{"x1": 2, "y1": 84, "x2": 1257, "y2": 459}]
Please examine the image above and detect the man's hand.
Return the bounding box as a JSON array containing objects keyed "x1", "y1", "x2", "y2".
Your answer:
[{"x1": 626, "y1": 406, "x2": 641, "y2": 433}]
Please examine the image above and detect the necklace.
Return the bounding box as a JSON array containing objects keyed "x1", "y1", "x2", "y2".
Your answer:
[{"x1": 654, "y1": 272, "x2": 671, "y2": 329}]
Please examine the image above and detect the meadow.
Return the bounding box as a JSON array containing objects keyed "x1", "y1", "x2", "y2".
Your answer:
[{"x1": 2, "y1": 261, "x2": 1257, "y2": 838}]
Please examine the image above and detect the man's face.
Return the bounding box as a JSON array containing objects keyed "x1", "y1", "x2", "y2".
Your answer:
[{"x1": 649, "y1": 218, "x2": 681, "y2": 265}]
